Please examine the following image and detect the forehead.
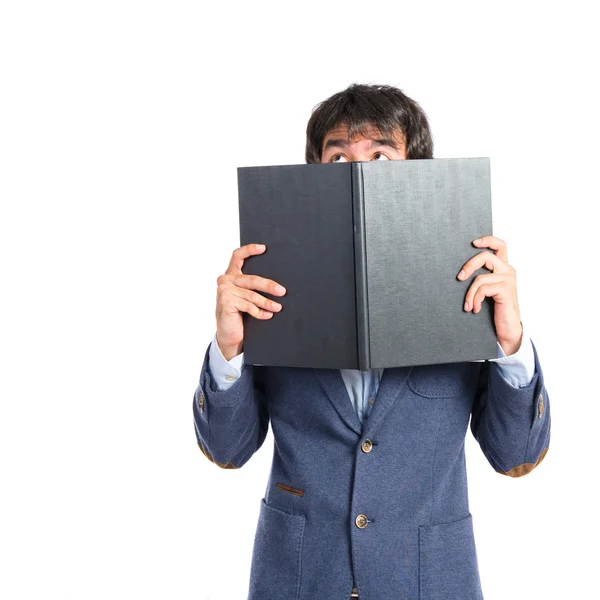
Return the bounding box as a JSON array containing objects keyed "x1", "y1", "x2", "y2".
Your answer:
[{"x1": 322, "y1": 122, "x2": 404, "y2": 145}]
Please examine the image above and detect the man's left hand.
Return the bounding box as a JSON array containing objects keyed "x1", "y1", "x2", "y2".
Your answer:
[{"x1": 457, "y1": 235, "x2": 523, "y2": 356}]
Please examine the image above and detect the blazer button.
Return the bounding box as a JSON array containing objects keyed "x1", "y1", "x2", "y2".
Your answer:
[
  {"x1": 361, "y1": 439, "x2": 373, "y2": 453},
  {"x1": 355, "y1": 514, "x2": 369, "y2": 529}
]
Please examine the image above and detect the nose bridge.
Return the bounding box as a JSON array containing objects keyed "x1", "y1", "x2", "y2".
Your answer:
[{"x1": 348, "y1": 137, "x2": 373, "y2": 161}]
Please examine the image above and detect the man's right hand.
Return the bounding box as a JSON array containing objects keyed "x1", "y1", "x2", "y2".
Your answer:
[{"x1": 215, "y1": 243, "x2": 286, "y2": 361}]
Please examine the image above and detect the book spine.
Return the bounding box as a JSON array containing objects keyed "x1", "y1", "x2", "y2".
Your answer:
[{"x1": 351, "y1": 163, "x2": 370, "y2": 370}]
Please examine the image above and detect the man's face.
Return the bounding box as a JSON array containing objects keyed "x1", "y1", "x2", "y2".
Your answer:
[{"x1": 320, "y1": 123, "x2": 407, "y2": 163}]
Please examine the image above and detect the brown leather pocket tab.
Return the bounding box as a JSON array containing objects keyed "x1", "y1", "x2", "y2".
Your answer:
[{"x1": 276, "y1": 483, "x2": 304, "y2": 497}]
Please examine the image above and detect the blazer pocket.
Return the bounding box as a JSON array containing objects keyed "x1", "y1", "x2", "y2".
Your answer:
[
  {"x1": 419, "y1": 513, "x2": 483, "y2": 600},
  {"x1": 407, "y1": 363, "x2": 471, "y2": 398},
  {"x1": 248, "y1": 498, "x2": 306, "y2": 600}
]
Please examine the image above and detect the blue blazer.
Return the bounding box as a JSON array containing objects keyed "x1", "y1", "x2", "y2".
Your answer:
[{"x1": 193, "y1": 341, "x2": 550, "y2": 600}]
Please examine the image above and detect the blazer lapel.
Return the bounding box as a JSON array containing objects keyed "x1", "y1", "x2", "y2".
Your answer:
[
  {"x1": 313, "y1": 366, "x2": 415, "y2": 437},
  {"x1": 313, "y1": 368, "x2": 363, "y2": 436},
  {"x1": 362, "y1": 366, "x2": 414, "y2": 439}
]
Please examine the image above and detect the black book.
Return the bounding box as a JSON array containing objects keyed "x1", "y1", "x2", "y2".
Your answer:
[{"x1": 237, "y1": 158, "x2": 497, "y2": 370}]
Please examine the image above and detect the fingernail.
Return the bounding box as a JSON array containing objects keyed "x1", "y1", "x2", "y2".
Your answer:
[
  {"x1": 473, "y1": 238, "x2": 481, "y2": 244},
  {"x1": 464, "y1": 301, "x2": 470, "y2": 311},
  {"x1": 256, "y1": 244, "x2": 265, "y2": 250},
  {"x1": 275, "y1": 285, "x2": 286, "y2": 294},
  {"x1": 458, "y1": 270, "x2": 466, "y2": 280}
]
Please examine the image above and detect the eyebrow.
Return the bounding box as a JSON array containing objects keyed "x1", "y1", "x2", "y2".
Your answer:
[{"x1": 323, "y1": 137, "x2": 402, "y2": 151}]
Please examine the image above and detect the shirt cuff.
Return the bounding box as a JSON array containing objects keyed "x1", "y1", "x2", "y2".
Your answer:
[
  {"x1": 487, "y1": 323, "x2": 536, "y2": 388},
  {"x1": 208, "y1": 332, "x2": 245, "y2": 391}
]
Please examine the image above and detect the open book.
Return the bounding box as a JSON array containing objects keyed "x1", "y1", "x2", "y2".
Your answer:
[{"x1": 237, "y1": 158, "x2": 497, "y2": 370}]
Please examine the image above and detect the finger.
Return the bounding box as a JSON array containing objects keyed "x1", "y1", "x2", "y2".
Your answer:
[
  {"x1": 466, "y1": 281, "x2": 509, "y2": 313},
  {"x1": 229, "y1": 295, "x2": 274, "y2": 320},
  {"x1": 230, "y1": 286, "x2": 283, "y2": 313},
  {"x1": 457, "y1": 249, "x2": 510, "y2": 281},
  {"x1": 463, "y1": 274, "x2": 506, "y2": 311},
  {"x1": 226, "y1": 243, "x2": 267, "y2": 275},
  {"x1": 231, "y1": 272, "x2": 287, "y2": 297},
  {"x1": 473, "y1": 235, "x2": 508, "y2": 263}
]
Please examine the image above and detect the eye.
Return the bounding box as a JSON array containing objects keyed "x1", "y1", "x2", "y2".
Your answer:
[
  {"x1": 372, "y1": 152, "x2": 390, "y2": 161},
  {"x1": 330, "y1": 154, "x2": 348, "y2": 163}
]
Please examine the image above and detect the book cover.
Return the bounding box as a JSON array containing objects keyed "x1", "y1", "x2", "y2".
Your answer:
[{"x1": 237, "y1": 158, "x2": 497, "y2": 370}]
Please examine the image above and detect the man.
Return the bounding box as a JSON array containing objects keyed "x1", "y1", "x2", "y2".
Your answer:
[{"x1": 193, "y1": 83, "x2": 550, "y2": 600}]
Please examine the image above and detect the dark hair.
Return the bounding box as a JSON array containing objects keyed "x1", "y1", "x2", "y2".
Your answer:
[{"x1": 305, "y1": 83, "x2": 434, "y2": 163}]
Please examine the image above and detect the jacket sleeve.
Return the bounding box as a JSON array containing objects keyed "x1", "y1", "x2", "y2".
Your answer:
[
  {"x1": 192, "y1": 341, "x2": 270, "y2": 469},
  {"x1": 470, "y1": 338, "x2": 550, "y2": 477}
]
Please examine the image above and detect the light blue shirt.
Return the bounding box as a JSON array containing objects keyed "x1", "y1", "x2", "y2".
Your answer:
[{"x1": 207, "y1": 325, "x2": 536, "y2": 424}]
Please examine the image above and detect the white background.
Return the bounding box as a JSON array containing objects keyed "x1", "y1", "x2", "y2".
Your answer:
[{"x1": 1, "y1": 1, "x2": 598, "y2": 599}]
